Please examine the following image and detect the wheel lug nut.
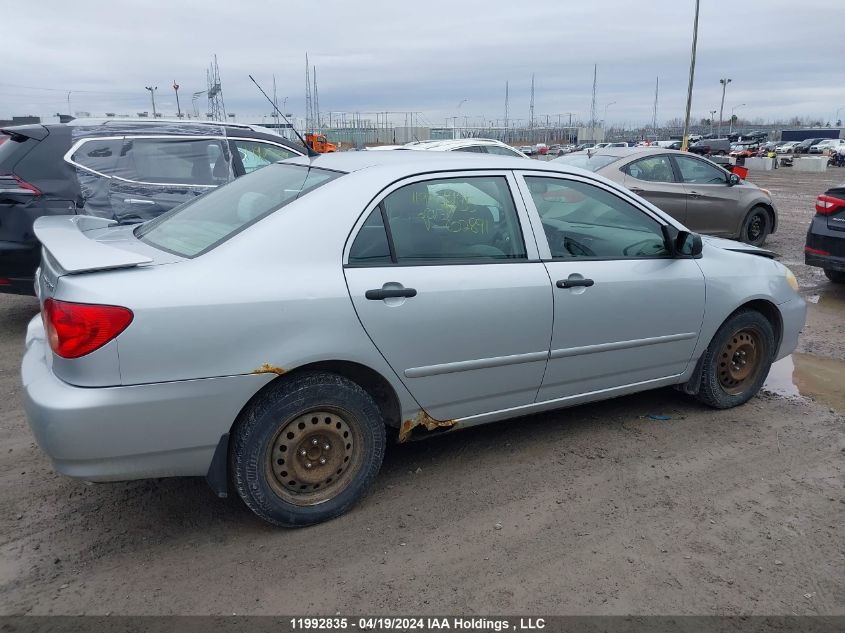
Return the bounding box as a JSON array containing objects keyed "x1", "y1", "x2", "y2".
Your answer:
[
  {"x1": 300, "y1": 449, "x2": 307, "y2": 456},
  {"x1": 323, "y1": 443, "x2": 330, "y2": 450},
  {"x1": 305, "y1": 462, "x2": 313, "y2": 469},
  {"x1": 319, "y1": 458, "x2": 327, "y2": 465},
  {"x1": 311, "y1": 438, "x2": 319, "y2": 445}
]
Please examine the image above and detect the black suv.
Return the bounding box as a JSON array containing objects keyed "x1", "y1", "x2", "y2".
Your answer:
[{"x1": 0, "y1": 119, "x2": 305, "y2": 295}]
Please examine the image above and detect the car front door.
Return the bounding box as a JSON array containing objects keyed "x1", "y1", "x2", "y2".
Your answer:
[
  {"x1": 672, "y1": 154, "x2": 741, "y2": 236},
  {"x1": 343, "y1": 172, "x2": 553, "y2": 421},
  {"x1": 516, "y1": 172, "x2": 705, "y2": 401},
  {"x1": 620, "y1": 154, "x2": 688, "y2": 223}
]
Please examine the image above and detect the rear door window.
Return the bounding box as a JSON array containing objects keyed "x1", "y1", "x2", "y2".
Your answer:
[
  {"x1": 136, "y1": 163, "x2": 340, "y2": 257},
  {"x1": 113, "y1": 137, "x2": 230, "y2": 186},
  {"x1": 624, "y1": 155, "x2": 677, "y2": 183}
]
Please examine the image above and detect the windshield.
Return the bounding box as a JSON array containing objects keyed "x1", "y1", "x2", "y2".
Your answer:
[
  {"x1": 136, "y1": 163, "x2": 341, "y2": 257},
  {"x1": 554, "y1": 153, "x2": 621, "y2": 172}
]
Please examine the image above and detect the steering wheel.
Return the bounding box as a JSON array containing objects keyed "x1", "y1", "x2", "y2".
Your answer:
[{"x1": 623, "y1": 238, "x2": 665, "y2": 257}]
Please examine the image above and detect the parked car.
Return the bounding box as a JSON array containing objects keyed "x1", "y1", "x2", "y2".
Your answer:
[
  {"x1": 555, "y1": 147, "x2": 778, "y2": 245},
  {"x1": 730, "y1": 143, "x2": 760, "y2": 158},
  {"x1": 805, "y1": 180, "x2": 845, "y2": 283},
  {"x1": 519, "y1": 145, "x2": 536, "y2": 155},
  {"x1": 689, "y1": 138, "x2": 731, "y2": 156},
  {"x1": 400, "y1": 139, "x2": 529, "y2": 158},
  {"x1": 0, "y1": 118, "x2": 305, "y2": 295},
  {"x1": 810, "y1": 139, "x2": 845, "y2": 154},
  {"x1": 776, "y1": 141, "x2": 801, "y2": 154},
  {"x1": 576, "y1": 143, "x2": 595, "y2": 151},
  {"x1": 794, "y1": 138, "x2": 826, "y2": 154},
  {"x1": 23, "y1": 150, "x2": 805, "y2": 527}
]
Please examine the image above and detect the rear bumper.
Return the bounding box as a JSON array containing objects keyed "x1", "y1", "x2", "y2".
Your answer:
[
  {"x1": 805, "y1": 217, "x2": 845, "y2": 272},
  {"x1": 22, "y1": 316, "x2": 272, "y2": 482},
  {"x1": 0, "y1": 242, "x2": 38, "y2": 295},
  {"x1": 805, "y1": 253, "x2": 845, "y2": 273}
]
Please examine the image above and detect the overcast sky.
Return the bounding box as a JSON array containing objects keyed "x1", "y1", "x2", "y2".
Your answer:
[{"x1": 2, "y1": 0, "x2": 842, "y2": 127}]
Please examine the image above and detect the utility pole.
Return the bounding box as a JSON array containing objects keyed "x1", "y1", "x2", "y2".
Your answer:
[
  {"x1": 313, "y1": 66, "x2": 320, "y2": 128},
  {"x1": 651, "y1": 77, "x2": 659, "y2": 137},
  {"x1": 529, "y1": 73, "x2": 535, "y2": 143},
  {"x1": 730, "y1": 103, "x2": 746, "y2": 135},
  {"x1": 718, "y1": 78, "x2": 731, "y2": 138},
  {"x1": 145, "y1": 85, "x2": 158, "y2": 118},
  {"x1": 173, "y1": 81, "x2": 182, "y2": 118},
  {"x1": 680, "y1": 0, "x2": 701, "y2": 151},
  {"x1": 589, "y1": 64, "x2": 597, "y2": 144},
  {"x1": 305, "y1": 53, "x2": 313, "y2": 132},
  {"x1": 504, "y1": 81, "x2": 509, "y2": 142},
  {"x1": 709, "y1": 109, "x2": 717, "y2": 135}
]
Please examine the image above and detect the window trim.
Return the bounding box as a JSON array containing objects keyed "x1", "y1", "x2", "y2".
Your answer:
[
  {"x1": 514, "y1": 170, "x2": 678, "y2": 262},
  {"x1": 64, "y1": 135, "x2": 303, "y2": 187},
  {"x1": 343, "y1": 170, "x2": 540, "y2": 267}
]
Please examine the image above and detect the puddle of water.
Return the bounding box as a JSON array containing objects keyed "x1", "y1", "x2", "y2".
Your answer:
[
  {"x1": 764, "y1": 353, "x2": 845, "y2": 414},
  {"x1": 807, "y1": 286, "x2": 845, "y2": 315}
]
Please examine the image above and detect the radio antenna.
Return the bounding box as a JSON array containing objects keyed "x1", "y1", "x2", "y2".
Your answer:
[{"x1": 249, "y1": 74, "x2": 318, "y2": 157}]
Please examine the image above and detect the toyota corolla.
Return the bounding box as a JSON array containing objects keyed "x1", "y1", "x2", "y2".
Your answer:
[{"x1": 22, "y1": 151, "x2": 806, "y2": 527}]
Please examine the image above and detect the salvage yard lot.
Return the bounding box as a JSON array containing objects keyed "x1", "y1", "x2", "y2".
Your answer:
[{"x1": 0, "y1": 168, "x2": 843, "y2": 615}]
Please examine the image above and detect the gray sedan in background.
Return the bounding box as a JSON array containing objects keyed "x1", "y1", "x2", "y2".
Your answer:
[
  {"x1": 23, "y1": 151, "x2": 804, "y2": 527},
  {"x1": 555, "y1": 148, "x2": 778, "y2": 246}
]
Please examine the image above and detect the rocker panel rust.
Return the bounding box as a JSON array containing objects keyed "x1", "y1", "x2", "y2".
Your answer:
[
  {"x1": 251, "y1": 362, "x2": 287, "y2": 376},
  {"x1": 398, "y1": 410, "x2": 458, "y2": 443}
]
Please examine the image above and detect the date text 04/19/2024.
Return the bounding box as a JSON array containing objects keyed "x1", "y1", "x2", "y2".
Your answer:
[{"x1": 289, "y1": 618, "x2": 547, "y2": 631}]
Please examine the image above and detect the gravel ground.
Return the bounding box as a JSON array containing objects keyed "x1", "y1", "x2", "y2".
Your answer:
[{"x1": 0, "y1": 167, "x2": 843, "y2": 615}]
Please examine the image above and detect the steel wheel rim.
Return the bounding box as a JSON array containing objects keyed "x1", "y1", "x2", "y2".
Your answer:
[
  {"x1": 747, "y1": 213, "x2": 765, "y2": 241},
  {"x1": 717, "y1": 328, "x2": 765, "y2": 395},
  {"x1": 265, "y1": 408, "x2": 362, "y2": 506}
]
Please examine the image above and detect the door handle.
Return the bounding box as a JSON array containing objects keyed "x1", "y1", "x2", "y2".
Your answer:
[
  {"x1": 123, "y1": 198, "x2": 156, "y2": 205},
  {"x1": 688, "y1": 191, "x2": 701, "y2": 198},
  {"x1": 365, "y1": 287, "x2": 418, "y2": 300},
  {"x1": 556, "y1": 278, "x2": 594, "y2": 289}
]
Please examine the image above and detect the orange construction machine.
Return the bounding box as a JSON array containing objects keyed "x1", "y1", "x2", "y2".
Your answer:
[{"x1": 305, "y1": 133, "x2": 337, "y2": 153}]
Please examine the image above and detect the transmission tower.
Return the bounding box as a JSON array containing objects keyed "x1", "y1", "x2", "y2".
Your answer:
[
  {"x1": 305, "y1": 53, "x2": 313, "y2": 132},
  {"x1": 528, "y1": 74, "x2": 535, "y2": 142},
  {"x1": 589, "y1": 64, "x2": 597, "y2": 142},
  {"x1": 206, "y1": 55, "x2": 226, "y2": 121}
]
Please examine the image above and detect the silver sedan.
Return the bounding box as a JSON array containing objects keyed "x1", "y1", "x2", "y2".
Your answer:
[{"x1": 23, "y1": 151, "x2": 806, "y2": 526}]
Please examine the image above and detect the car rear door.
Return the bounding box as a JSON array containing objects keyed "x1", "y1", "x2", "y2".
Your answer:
[
  {"x1": 343, "y1": 171, "x2": 553, "y2": 422},
  {"x1": 620, "y1": 154, "x2": 688, "y2": 223},
  {"x1": 515, "y1": 171, "x2": 705, "y2": 401},
  {"x1": 672, "y1": 154, "x2": 741, "y2": 237}
]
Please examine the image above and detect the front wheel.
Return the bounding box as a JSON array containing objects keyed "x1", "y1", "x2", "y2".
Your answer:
[
  {"x1": 824, "y1": 268, "x2": 845, "y2": 284},
  {"x1": 741, "y1": 206, "x2": 771, "y2": 246},
  {"x1": 695, "y1": 310, "x2": 775, "y2": 409},
  {"x1": 230, "y1": 372, "x2": 386, "y2": 527}
]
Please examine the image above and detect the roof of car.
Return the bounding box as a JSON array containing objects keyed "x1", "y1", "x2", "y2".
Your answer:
[
  {"x1": 404, "y1": 138, "x2": 514, "y2": 150},
  {"x1": 287, "y1": 149, "x2": 568, "y2": 174}
]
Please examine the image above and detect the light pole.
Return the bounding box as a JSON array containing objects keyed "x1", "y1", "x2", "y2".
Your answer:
[
  {"x1": 455, "y1": 99, "x2": 467, "y2": 139},
  {"x1": 709, "y1": 109, "x2": 717, "y2": 135},
  {"x1": 603, "y1": 102, "x2": 616, "y2": 138},
  {"x1": 718, "y1": 78, "x2": 731, "y2": 138},
  {"x1": 680, "y1": 0, "x2": 701, "y2": 151},
  {"x1": 836, "y1": 106, "x2": 844, "y2": 125},
  {"x1": 730, "y1": 103, "x2": 746, "y2": 135},
  {"x1": 173, "y1": 81, "x2": 182, "y2": 118},
  {"x1": 145, "y1": 86, "x2": 158, "y2": 119}
]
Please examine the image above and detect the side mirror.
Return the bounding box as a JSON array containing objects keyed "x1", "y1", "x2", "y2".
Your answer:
[
  {"x1": 728, "y1": 173, "x2": 741, "y2": 186},
  {"x1": 675, "y1": 230, "x2": 703, "y2": 257}
]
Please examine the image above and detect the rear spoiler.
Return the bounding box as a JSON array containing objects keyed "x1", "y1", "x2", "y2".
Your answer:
[
  {"x1": 33, "y1": 215, "x2": 152, "y2": 274},
  {"x1": 1, "y1": 124, "x2": 49, "y2": 142}
]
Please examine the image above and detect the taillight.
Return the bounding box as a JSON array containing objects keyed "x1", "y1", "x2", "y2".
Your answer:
[
  {"x1": 0, "y1": 174, "x2": 41, "y2": 196},
  {"x1": 816, "y1": 194, "x2": 844, "y2": 215},
  {"x1": 804, "y1": 246, "x2": 831, "y2": 256},
  {"x1": 42, "y1": 299, "x2": 133, "y2": 359}
]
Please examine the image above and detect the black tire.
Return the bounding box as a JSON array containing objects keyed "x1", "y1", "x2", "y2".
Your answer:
[
  {"x1": 696, "y1": 310, "x2": 776, "y2": 409},
  {"x1": 824, "y1": 268, "x2": 845, "y2": 284},
  {"x1": 230, "y1": 371, "x2": 386, "y2": 527},
  {"x1": 741, "y1": 206, "x2": 771, "y2": 246}
]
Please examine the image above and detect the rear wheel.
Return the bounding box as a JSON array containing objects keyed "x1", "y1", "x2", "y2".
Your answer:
[
  {"x1": 230, "y1": 372, "x2": 386, "y2": 527},
  {"x1": 696, "y1": 310, "x2": 775, "y2": 409},
  {"x1": 824, "y1": 268, "x2": 845, "y2": 284},
  {"x1": 741, "y1": 206, "x2": 771, "y2": 246}
]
